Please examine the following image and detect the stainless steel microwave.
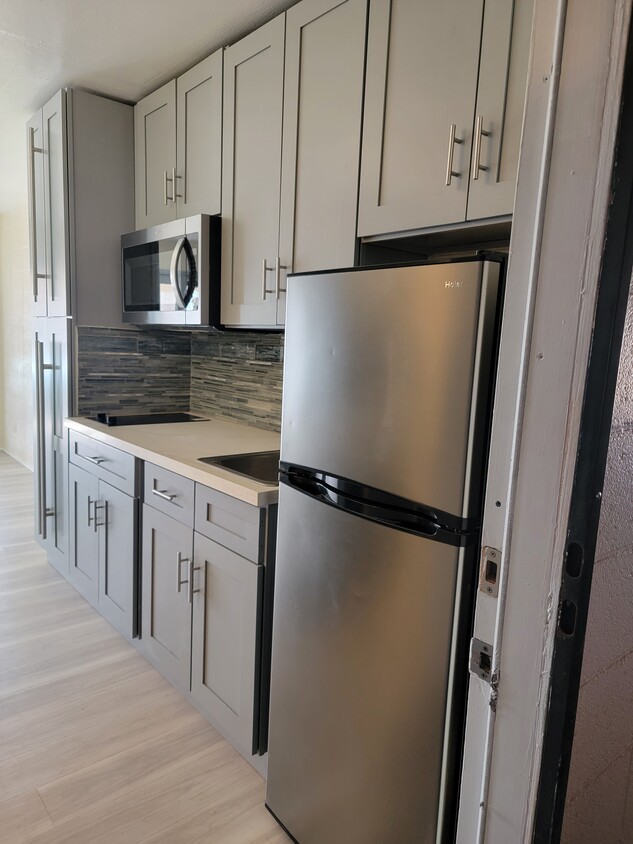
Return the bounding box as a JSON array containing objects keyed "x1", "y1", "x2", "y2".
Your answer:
[{"x1": 121, "y1": 214, "x2": 220, "y2": 326}]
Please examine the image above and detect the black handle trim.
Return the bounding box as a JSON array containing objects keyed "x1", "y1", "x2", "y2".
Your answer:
[{"x1": 281, "y1": 465, "x2": 477, "y2": 548}]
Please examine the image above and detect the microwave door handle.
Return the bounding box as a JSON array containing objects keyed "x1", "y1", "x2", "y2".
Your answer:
[{"x1": 169, "y1": 236, "x2": 188, "y2": 310}]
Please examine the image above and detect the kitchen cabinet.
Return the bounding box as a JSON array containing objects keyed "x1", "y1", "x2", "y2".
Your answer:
[
  {"x1": 191, "y1": 531, "x2": 263, "y2": 757},
  {"x1": 27, "y1": 89, "x2": 134, "y2": 324},
  {"x1": 140, "y1": 461, "x2": 195, "y2": 691},
  {"x1": 27, "y1": 91, "x2": 69, "y2": 317},
  {"x1": 34, "y1": 318, "x2": 71, "y2": 576},
  {"x1": 141, "y1": 506, "x2": 193, "y2": 692},
  {"x1": 221, "y1": 0, "x2": 367, "y2": 328},
  {"x1": 140, "y1": 470, "x2": 271, "y2": 760},
  {"x1": 192, "y1": 483, "x2": 268, "y2": 757},
  {"x1": 357, "y1": 0, "x2": 533, "y2": 237},
  {"x1": 68, "y1": 436, "x2": 139, "y2": 640},
  {"x1": 134, "y1": 50, "x2": 223, "y2": 229}
]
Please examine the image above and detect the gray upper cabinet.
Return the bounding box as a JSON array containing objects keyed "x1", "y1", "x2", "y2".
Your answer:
[
  {"x1": 134, "y1": 50, "x2": 223, "y2": 229},
  {"x1": 176, "y1": 51, "x2": 223, "y2": 219},
  {"x1": 358, "y1": 0, "x2": 483, "y2": 236},
  {"x1": 222, "y1": 0, "x2": 367, "y2": 329},
  {"x1": 358, "y1": 0, "x2": 533, "y2": 237},
  {"x1": 27, "y1": 88, "x2": 134, "y2": 325},
  {"x1": 277, "y1": 0, "x2": 367, "y2": 326},
  {"x1": 221, "y1": 15, "x2": 286, "y2": 328},
  {"x1": 191, "y1": 531, "x2": 263, "y2": 757},
  {"x1": 134, "y1": 81, "x2": 177, "y2": 228},
  {"x1": 466, "y1": 0, "x2": 534, "y2": 221},
  {"x1": 28, "y1": 91, "x2": 70, "y2": 317}
]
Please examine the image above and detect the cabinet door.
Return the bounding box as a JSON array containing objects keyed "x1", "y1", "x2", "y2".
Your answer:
[
  {"x1": 358, "y1": 0, "x2": 484, "y2": 236},
  {"x1": 176, "y1": 51, "x2": 223, "y2": 218},
  {"x1": 221, "y1": 15, "x2": 285, "y2": 328},
  {"x1": 191, "y1": 532, "x2": 263, "y2": 756},
  {"x1": 466, "y1": 0, "x2": 534, "y2": 220},
  {"x1": 42, "y1": 91, "x2": 70, "y2": 317},
  {"x1": 27, "y1": 111, "x2": 48, "y2": 316},
  {"x1": 68, "y1": 462, "x2": 100, "y2": 604},
  {"x1": 98, "y1": 480, "x2": 137, "y2": 640},
  {"x1": 277, "y1": 0, "x2": 367, "y2": 326},
  {"x1": 34, "y1": 319, "x2": 71, "y2": 575},
  {"x1": 141, "y1": 505, "x2": 193, "y2": 691},
  {"x1": 134, "y1": 80, "x2": 177, "y2": 228}
]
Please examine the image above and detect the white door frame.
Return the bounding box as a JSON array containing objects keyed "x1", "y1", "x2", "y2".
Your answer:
[{"x1": 457, "y1": 1, "x2": 633, "y2": 841}]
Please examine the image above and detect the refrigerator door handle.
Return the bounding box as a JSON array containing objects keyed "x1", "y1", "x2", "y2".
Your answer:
[{"x1": 284, "y1": 472, "x2": 441, "y2": 539}]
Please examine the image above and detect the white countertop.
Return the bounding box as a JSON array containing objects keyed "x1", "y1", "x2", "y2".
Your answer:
[{"x1": 65, "y1": 416, "x2": 281, "y2": 507}]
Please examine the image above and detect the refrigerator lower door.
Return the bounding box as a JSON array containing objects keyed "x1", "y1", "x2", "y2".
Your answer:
[{"x1": 266, "y1": 483, "x2": 462, "y2": 844}]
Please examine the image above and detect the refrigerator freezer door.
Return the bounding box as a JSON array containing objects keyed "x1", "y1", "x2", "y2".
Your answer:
[
  {"x1": 280, "y1": 261, "x2": 499, "y2": 518},
  {"x1": 266, "y1": 483, "x2": 461, "y2": 843}
]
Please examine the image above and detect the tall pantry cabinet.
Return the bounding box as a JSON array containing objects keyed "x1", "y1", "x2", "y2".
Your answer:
[{"x1": 27, "y1": 88, "x2": 134, "y2": 574}]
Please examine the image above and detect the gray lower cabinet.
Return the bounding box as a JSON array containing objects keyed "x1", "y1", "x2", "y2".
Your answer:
[
  {"x1": 34, "y1": 318, "x2": 71, "y2": 576},
  {"x1": 140, "y1": 505, "x2": 193, "y2": 692},
  {"x1": 68, "y1": 460, "x2": 138, "y2": 640},
  {"x1": 68, "y1": 462, "x2": 99, "y2": 603},
  {"x1": 190, "y1": 531, "x2": 264, "y2": 757}
]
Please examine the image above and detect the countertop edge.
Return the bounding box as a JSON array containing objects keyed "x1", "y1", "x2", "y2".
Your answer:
[{"x1": 65, "y1": 418, "x2": 279, "y2": 508}]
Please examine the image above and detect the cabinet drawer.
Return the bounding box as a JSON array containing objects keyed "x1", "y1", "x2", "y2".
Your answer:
[
  {"x1": 143, "y1": 462, "x2": 194, "y2": 527},
  {"x1": 194, "y1": 484, "x2": 265, "y2": 563},
  {"x1": 69, "y1": 430, "x2": 137, "y2": 495}
]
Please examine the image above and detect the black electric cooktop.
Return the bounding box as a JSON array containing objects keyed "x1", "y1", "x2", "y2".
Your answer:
[{"x1": 95, "y1": 412, "x2": 207, "y2": 427}]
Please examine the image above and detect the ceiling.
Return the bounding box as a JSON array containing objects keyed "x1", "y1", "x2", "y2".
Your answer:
[{"x1": 0, "y1": 0, "x2": 297, "y2": 214}]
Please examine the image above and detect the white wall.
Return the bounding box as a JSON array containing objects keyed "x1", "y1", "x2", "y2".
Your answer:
[
  {"x1": 0, "y1": 204, "x2": 34, "y2": 469},
  {"x1": 562, "y1": 283, "x2": 633, "y2": 843}
]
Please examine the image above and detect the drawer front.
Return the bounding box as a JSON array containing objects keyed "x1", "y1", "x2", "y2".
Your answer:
[
  {"x1": 194, "y1": 484, "x2": 264, "y2": 563},
  {"x1": 69, "y1": 430, "x2": 137, "y2": 495},
  {"x1": 143, "y1": 462, "x2": 195, "y2": 527}
]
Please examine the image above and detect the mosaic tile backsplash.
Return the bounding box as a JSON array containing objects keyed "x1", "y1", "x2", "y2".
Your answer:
[
  {"x1": 76, "y1": 327, "x2": 284, "y2": 432},
  {"x1": 76, "y1": 327, "x2": 191, "y2": 416},
  {"x1": 190, "y1": 332, "x2": 283, "y2": 432}
]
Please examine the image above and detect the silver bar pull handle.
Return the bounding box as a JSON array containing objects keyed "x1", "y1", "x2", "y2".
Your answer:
[
  {"x1": 188, "y1": 558, "x2": 201, "y2": 604},
  {"x1": 177, "y1": 551, "x2": 190, "y2": 593},
  {"x1": 35, "y1": 338, "x2": 46, "y2": 538},
  {"x1": 88, "y1": 495, "x2": 95, "y2": 528},
  {"x1": 445, "y1": 124, "x2": 463, "y2": 186},
  {"x1": 163, "y1": 170, "x2": 168, "y2": 206},
  {"x1": 275, "y1": 257, "x2": 289, "y2": 300},
  {"x1": 93, "y1": 500, "x2": 105, "y2": 532},
  {"x1": 85, "y1": 455, "x2": 106, "y2": 465},
  {"x1": 172, "y1": 167, "x2": 181, "y2": 201},
  {"x1": 152, "y1": 488, "x2": 177, "y2": 503},
  {"x1": 471, "y1": 115, "x2": 491, "y2": 181},
  {"x1": 29, "y1": 127, "x2": 46, "y2": 299},
  {"x1": 262, "y1": 259, "x2": 275, "y2": 299}
]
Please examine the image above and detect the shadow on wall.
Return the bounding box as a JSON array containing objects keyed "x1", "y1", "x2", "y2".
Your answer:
[
  {"x1": 562, "y1": 284, "x2": 633, "y2": 843},
  {"x1": 0, "y1": 205, "x2": 33, "y2": 470}
]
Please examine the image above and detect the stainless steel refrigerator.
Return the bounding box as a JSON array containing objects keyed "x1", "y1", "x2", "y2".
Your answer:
[{"x1": 266, "y1": 258, "x2": 503, "y2": 843}]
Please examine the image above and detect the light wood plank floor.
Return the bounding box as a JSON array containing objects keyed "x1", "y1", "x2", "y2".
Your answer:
[{"x1": 0, "y1": 452, "x2": 290, "y2": 843}]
